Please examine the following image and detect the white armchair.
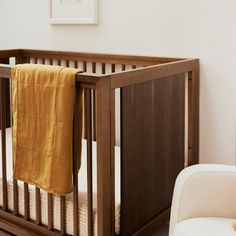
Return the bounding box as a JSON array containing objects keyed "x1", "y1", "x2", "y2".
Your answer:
[{"x1": 169, "y1": 164, "x2": 236, "y2": 236}]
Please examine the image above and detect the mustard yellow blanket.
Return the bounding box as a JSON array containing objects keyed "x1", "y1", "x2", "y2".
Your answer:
[{"x1": 12, "y1": 64, "x2": 83, "y2": 195}]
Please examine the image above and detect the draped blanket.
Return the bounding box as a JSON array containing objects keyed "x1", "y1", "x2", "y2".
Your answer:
[{"x1": 12, "y1": 64, "x2": 83, "y2": 195}]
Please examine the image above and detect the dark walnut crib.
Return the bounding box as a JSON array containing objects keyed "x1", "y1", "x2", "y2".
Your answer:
[{"x1": 0, "y1": 49, "x2": 199, "y2": 236}]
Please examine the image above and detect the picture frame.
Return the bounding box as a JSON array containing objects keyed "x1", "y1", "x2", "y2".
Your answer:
[{"x1": 49, "y1": 0, "x2": 98, "y2": 25}]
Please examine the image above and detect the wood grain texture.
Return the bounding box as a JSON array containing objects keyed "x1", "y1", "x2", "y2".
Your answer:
[
  {"x1": 92, "y1": 90, "x2": 97, "y2": 141},
  {"x1": 110, "y1": 89, "x2": 116, "y2": 236},
  {"x1": 120, "y1": 74, "x2": 185, "y2": 235},
  {"x1": 0, "y1": 49, "x2": 20, "y2": 59},
  {"x1": 73, "y1": 88, "x2": 79, "y2": 236},
  {"x1": 187, "y1": 60, "x2": 200, "y2": 165},
  {"x1": 0, "y1": 59, "x2": 11, "y2": 129},
  {"x1": 35, "y1": 187, "x2": 41, "y2": 225},
  {"x1": 133, "y1": 208, "x2": 170, "y2": 236},
  {"x1": 110, "y1": 59, "x2": 197, "y2": 89},
  {"x1": 0, "y1": 78, "x2": 8, "y2": 210},
  {"x1": 47, "y1": 193, "x2": 53, "y2": 230},
  {"x1": 60, "y1": 196, "x2": 66, "y2": 235},
  {"x1": 96, "y1": 77, "x2": 115, "y2": 236},
  {"x1": 0, "y1": 49, "x2": 199, "y2": 236},
  {"x1": 85, "y1": 89, "x2": 93, "y2": 236},
  {"x1": 24, "y1": 183, "x2": 29, "y2": 220},
  {"x1": 0, "y1": 210, "x2": 60, "y2": 236},
  {"x1": 0, "y1": 64, "x2": 11, "y2": 78},
  {"x1": 0, "y1": 228, "x2": 14, "y2": 236},
  {"x1": 20, "y1": 49, "x2": 184, "y2": 66},
  {"x1": 13, "y1": 180, "x2": 19, "y2": 215}
]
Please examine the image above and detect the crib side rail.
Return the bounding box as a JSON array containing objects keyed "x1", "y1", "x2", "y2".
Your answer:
[
  {"x1": 0, "y1": 53, "x2": 199, "y2": 236},
  {"x1": 90, "y1": 58, "x2": 199, "y2": 236},
  {"x1": 0, "y1": 49, "x2": 20, "y2": 60},
  {"x1": 0, "y1": 64, "x2": 101, "y2": 236},
  {"x1": 109, "y1": 57, "x2": 199, "y2": 166},
  {"x1": 0, "y1": 63, "x2": 115, "y2": 236},
  {"x1": 0, "y1": 64, "x2": 100, "y2": 87},
  {"x1": 109, "y1": 58, "x2": 198, "y2": 89},
  {"x1": 20, "y1": 49, "x2": 185, "y2": 66},
  {"x1": 0, "y1": 64, "x2": 11, "y2": 78},
  {"x1": 0, "y1": 65, "x2": 63, "y2": 236},
  {"x1": 109, "y1": 58, "x2": 199, "y2": 236}
]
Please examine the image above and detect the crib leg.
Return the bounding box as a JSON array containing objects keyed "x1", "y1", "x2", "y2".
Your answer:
[
  {"x1": 96, "y1": 77, "x2": 115, "y2": 236},
  {"x1": 187, "y1": 60, "x2": 200, "y2": 166}
]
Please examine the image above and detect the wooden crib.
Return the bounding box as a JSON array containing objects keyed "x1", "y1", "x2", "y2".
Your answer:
[{"x1": 0, "y1": 49, "x2": 199, "y2": 236}]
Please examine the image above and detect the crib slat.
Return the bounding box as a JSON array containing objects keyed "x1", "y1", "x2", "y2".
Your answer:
[
  {"x1": 92, "y1": 62, "x2": 96, "y2": 73},
  {"x1": 47, "y1": 193, "x2": 53, "y2": 230},
  {"x1": 10, "y1": 76, "x2": 19, "y2": 215},
  {"x1": 92, "y1": 90, "x2": 96, "y2": 141},
  {"x1": 102, "y1": 63, "x2": 106, "y2": 74},
  {"x1": 72, "y1": 88, "x2": 79, "y2": 236},
  {"x1": 35, "y1": 187, "x2": 41, "y2": 225},
  {"x1": 83, "y1": 62, "x2": 87, "y2": 72},
  {"x1": 60, "y1": 196, "x2": 66, "y2": 235},
  {"x1": 13, "y1": 179, "x2": 19, "y2": 215},
  {"x1": 0, "y1": 78, "x2": 8, "y2": 211},
  {"x1": 82, "y1": 61, "x2": 88, "y2": 140},
  {"x1": 110, "y1": 89, "x2": 116, "y2": 236},
  {"x1": 111, "y1": 64, "x2": 115, "y2": 73},
  {"x1": 24, "y1": 183, "x2": 29, "y2": 220},
  {"x1": 85, "y1": 89, "x2": 93, "y2": 236}
]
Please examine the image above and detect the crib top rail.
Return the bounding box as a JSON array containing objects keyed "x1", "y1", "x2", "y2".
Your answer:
[
  {"x1": 0, "y1": 49, "x2": 199, "y2": 89},
  {"x1": 0, "y1": 63, "x2": 99, "y2": 89},
  {"x1": 0, "y1": 64, "x2": 11, "y2": 78},
  {"x1": 0, "y1": 48, "x2": 185, "y2": 66}
]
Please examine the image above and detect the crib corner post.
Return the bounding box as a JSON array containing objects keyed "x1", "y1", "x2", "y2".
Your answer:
[
  {"x1": 188, "y1": 59, "x2": 200, "y2": 165},
  {"x1": 96, "y1": 76, "x2": 115, "y2": 236}
]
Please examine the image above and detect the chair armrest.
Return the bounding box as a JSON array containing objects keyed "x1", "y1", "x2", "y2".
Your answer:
[{"x1": 169, "y1": 164, "x2": 236, "y2": 236}]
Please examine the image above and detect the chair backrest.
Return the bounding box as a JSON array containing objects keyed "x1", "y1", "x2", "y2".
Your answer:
[{"x1": 169, "y1": 164, "x2": 236, "y2": 236}]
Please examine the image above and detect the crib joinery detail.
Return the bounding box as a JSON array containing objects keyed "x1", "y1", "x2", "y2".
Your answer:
[{"x1": 0, "y1": 49, "x2": 199, "y2": 236}]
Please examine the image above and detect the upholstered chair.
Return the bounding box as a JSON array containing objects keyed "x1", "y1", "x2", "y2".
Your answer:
[{"x1": 169, "y1": 164, "x2": 236, "y2": 236}]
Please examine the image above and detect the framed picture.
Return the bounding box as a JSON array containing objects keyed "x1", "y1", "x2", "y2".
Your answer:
[{"x1": 49, "y1": 0, "x2": 98, "y2": 24}]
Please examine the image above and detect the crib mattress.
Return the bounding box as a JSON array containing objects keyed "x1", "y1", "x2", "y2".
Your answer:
[{"x1": 0, "y1": 129, "x2": 121, "y2": 235}]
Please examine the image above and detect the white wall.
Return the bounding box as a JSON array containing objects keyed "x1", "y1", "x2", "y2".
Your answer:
[{"x1": 0, "y1": 0, "x2": 235, "y2": 164}]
